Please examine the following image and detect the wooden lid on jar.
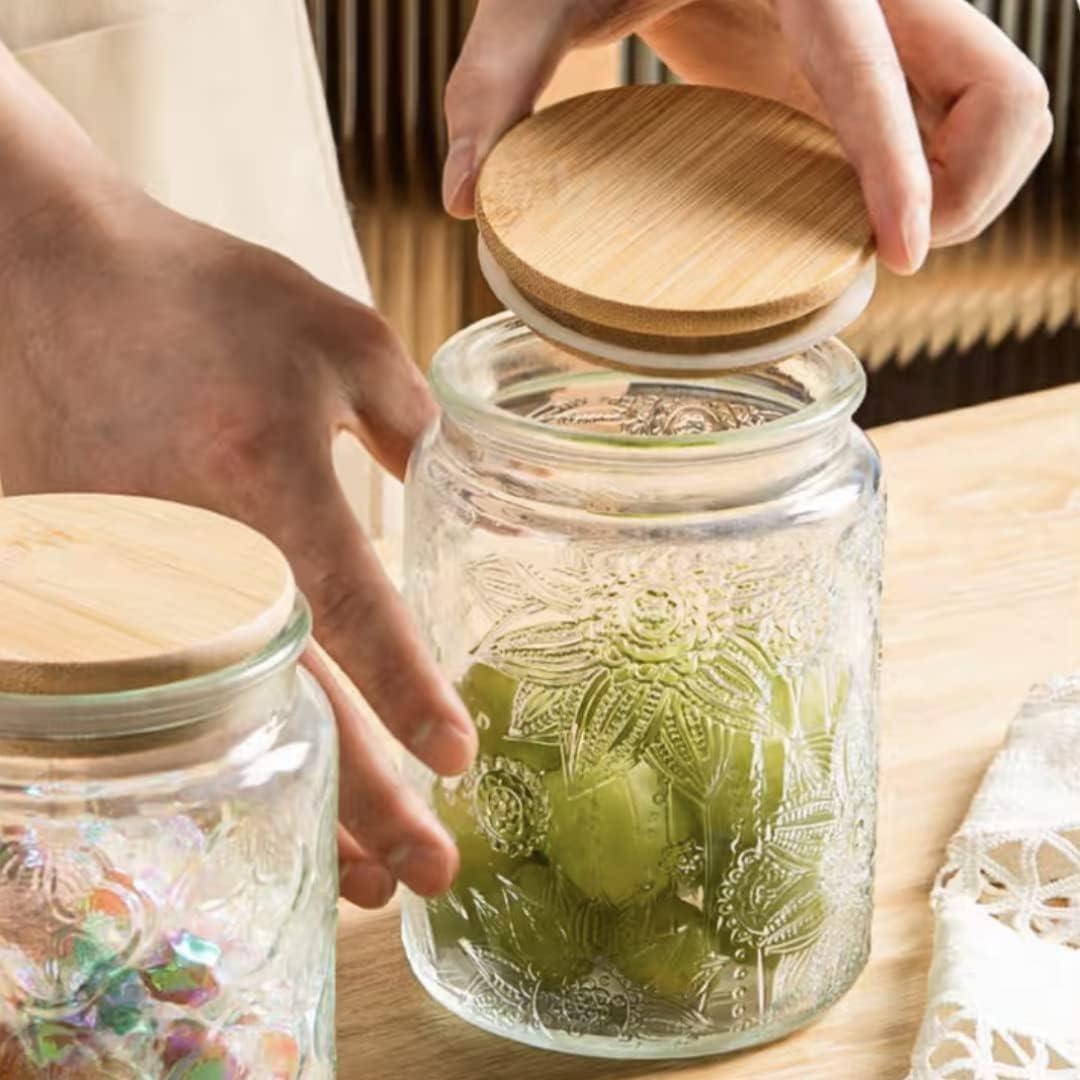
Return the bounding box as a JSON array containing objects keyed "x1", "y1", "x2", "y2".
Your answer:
[
  {"x1": 0, "y1": 494, "x2": 295, "y2": 695},
  {"x1": 476, "y1": 85, "x2": 875, "y2": 370}
]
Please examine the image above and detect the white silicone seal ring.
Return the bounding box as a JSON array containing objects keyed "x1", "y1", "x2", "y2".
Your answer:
[{"x1": 478, "y1": 237, "x2": 876, "y2": 372}]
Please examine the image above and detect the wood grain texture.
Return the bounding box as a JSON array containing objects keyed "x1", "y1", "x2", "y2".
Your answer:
[
  {"x1": 0, "y1": 494, "x2": 294, "y2": 694},
  {"x1": 336, "y1": 385, "x2": 1080, "y2": 1080},
  {"x1": 476, "y1": 85, "x2": 873, "y2": 341}
]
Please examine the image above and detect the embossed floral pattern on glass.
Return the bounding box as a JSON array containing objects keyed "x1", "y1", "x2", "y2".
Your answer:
[
  {"x1": 407, "y1": 536, "x2": 880, "y2": 1053},
  {"x1": 403, "y1": 315, "x2": 884, "y2": 1058},
  {"x1": 0, "y1": 681, "x2": 337, "y2": 1078}
]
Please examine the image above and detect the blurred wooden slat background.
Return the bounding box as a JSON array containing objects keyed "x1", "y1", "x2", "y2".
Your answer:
[
  {"x1": 308, "y1": 0, "x2": 1078, "y2": 427},
  {"x1": 306, "y1": 0, "x2": 619, "y2": 367}
]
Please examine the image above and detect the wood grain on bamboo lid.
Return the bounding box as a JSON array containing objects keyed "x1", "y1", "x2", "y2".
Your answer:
[
  {"x1": 0, "y1": 494, "x2": 295, "y2": 695},
  {"x1": 476, "y1": 85, "x2": 874, "y2": 346}
]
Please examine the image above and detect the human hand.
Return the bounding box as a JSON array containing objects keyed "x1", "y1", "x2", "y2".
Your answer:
[
  {"x1": 443, "y1": 0, "x2": 1052, "y2": 275},
  {"x1": 0, "y1": 179, "x2": 476, "y2": 909}
]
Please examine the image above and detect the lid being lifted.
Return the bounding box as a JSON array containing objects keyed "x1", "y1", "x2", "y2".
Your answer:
[
  {"x1": 0, "y1": 494, "x2": 295, "y2": 696},
  {"x1": 476, "y1": 85, "x2": 875, "y2": 373}
]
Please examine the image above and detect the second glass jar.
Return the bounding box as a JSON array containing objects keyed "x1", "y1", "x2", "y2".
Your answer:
[
  {"x1": 0, "y1": 600, "x2": 338, "y2": 1077},
  {"x1": 403, "y1": 314, "x2": 884, "y2": 1058}
]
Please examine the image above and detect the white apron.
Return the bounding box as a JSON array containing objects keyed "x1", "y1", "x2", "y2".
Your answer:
[{"x1": 0, "y1": 0, "x2": 395, "y2": 542}]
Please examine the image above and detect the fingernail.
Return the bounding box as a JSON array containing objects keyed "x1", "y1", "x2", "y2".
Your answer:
[
  {"x1": 442, "y1": 139, "x2": 476, "y2": 215},
  {"x1": 387, "y1": 843, "x2": 450, "y2": 896},
  {"x1": 450, "y1": 720, "x2": 479, "y2": 767},
  {"x1": 341, "y1": 862, "x2": 396, "y2": 908},
  {"x1": 902, "y1": 204, "x2": 930, "y2": 273},
  {"x1": 410, "y1": 717, "x2": 436, "y2": 754}
]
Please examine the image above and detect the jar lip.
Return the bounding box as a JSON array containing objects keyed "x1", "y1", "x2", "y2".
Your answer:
[
  {"x1": 0, "y1": 597, "x2": 311, "y2": 739},
  {"x1": 430, "y1": 313, "x2": 866, "y2": 458}
]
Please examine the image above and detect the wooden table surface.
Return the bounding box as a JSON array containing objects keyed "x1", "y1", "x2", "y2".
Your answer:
[{"x1": 337, "y1": 385, "x2": 1080, "y2": 1080}]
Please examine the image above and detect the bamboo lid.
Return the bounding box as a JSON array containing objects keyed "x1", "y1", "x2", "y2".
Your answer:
[
  {"x1": 0, "y1": 494, "x2": 295, "y2": 695},
  {"x1": 476, "y1": 85, "x2": 875, "y2": 368}
]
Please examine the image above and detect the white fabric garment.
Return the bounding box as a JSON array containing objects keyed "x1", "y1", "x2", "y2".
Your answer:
[
  {"x1": 1, "y1": 0, "x2": 395, "y2": 538},
  {"x1": 908, "y1": 675, "x2": 1080, "y2": 1078}
]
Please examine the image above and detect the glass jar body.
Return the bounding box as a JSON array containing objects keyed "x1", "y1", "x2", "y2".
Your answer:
[
  {"x1": 0, "y1": 623, "x2": 338, "y2": 1077},
  {"x1": 402, "y1": 316, "x2": 885, "y2": 1059}
]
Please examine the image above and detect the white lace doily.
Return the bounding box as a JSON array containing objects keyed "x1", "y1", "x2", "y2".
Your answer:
[{"x1": 908, "y1": 675, "x2": 1080, "y2": 1079}]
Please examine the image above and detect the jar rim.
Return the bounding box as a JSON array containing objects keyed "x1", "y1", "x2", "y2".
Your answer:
[
  {"x1": 0, "y1": 597, "x2": 311, "y2": 740},
  {"x1": 429, "y1": 313, "x2": 866, "y2": 460}
]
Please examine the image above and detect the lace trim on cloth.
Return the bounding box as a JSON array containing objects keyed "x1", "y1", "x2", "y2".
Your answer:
[{"x1": 908, "y1": 675, "x2": 1080, "y2": 1079}]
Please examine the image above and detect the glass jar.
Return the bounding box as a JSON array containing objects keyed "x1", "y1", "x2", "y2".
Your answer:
[
  {"x1": 402, "y1": 313, "x2": 884, "y2": 1059},
  {"x1": 0, "y1": 600, "x2": 338, "y2": 1077}
]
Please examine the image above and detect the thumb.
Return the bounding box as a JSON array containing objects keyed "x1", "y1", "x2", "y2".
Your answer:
[{"x1": 443, "y1": 0, "x2": 577, "y2": 218}]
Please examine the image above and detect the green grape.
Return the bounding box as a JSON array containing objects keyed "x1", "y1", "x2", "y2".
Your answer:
[
  {"x1": 427, "y1": 795, "x2": 518, "y2": 955},
  {"x1": 430, "y1": 781, "x2": 580, "y2": 974},
  {"x1": 427, "y1": 889, "x2": 474, "y2": 954},
  {"x1": 804, "y1": 664, "x2": 851, "y2": 727},
  {"x1": 432, "y1": 783, "x2": 519, "y2": 897},
  {"x1": 544, "y1": 762, "x2": 697, "y2": 905},
  {"x1": 485, "y1": 863, "x2": 594, "y2": 983},
  {"x1": 791, "y1": 666, "x2": 834, "y2": 780},
  {"x1": 440, "y1": 658, "x2": 852, "y2": 1000},
  {"x1": 457, "y1": 663, "x2": 561, "y2": 773},
  {"x1": 707, "y1": 665, "x2": 849, "y2": 864},
  {"x1": 507, "y1": 862, "x2": 560, "y2": 902},
  {"x1": 611, "y1": 893, "x2": 714, "y2": 1001},
  {"x1": 699, "y1": 730, "x2": 784, "y2": 885},
  {"x1": 431, "y1": 859, "x2": 599, "y2": 984},
  {"x1": 428, "y1": 784, "x2": 510, "y2": 954},
  {"x1": 771, "y1": 665, "x2": 851, "y2": 782},
  {"x1": 703, "y1": 667, "x2": 849, "y2": 964}
]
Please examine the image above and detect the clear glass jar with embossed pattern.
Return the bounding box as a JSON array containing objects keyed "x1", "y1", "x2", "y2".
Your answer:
[
  {"x1": 402, "y1": 313, "x2": 885, "y2": 1059},
  {"x1": 0, "y1": 599, "x2": 338, "y2": 1077}
]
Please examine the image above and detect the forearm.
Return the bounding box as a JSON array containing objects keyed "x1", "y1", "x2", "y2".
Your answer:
[{"x1": 0, "y1": 40, "x2": 120, "y2": 244}]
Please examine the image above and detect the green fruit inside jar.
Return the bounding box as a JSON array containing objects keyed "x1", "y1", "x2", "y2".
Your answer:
[{"x1": 427, "y1": 658, "x2": 851, "y2": 1006}]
